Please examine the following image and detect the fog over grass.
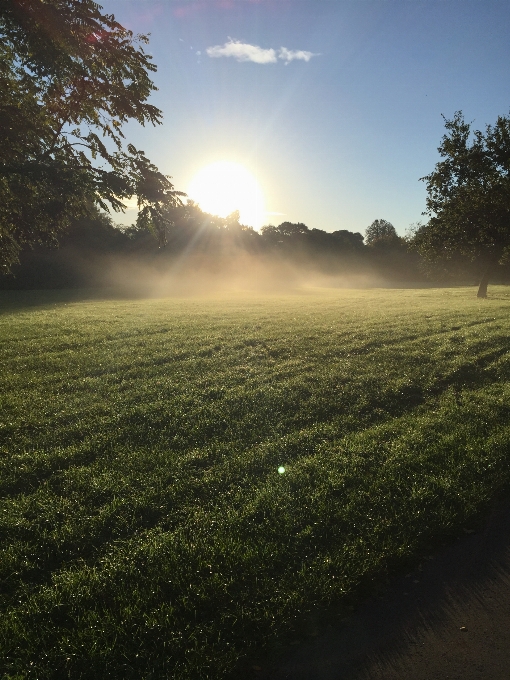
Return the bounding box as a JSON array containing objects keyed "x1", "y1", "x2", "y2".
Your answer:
[
  {"x1": 1, "y1": 208, "x2": 434, "y2": 295},
  {"x1": 93, "y1": 251, "x2": 395, "y2": 297}
]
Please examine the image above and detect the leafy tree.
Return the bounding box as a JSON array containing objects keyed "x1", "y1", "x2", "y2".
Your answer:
[
  {"x1": 0, "y1": 0, "x2": 184, "y2": 271},
  {"x1": 276, "y1": 222, "x2": 309, "y2": 237},
  {"x1": 365, "y1": 219, "x2": 399, "y2": 246},
  {"x1": 259, "y1": 224, "x2": 280, "y2": 243},
  {"x1": 331, "y1": 230, "x2": 364, "y2": 250},
  {"x1": 0, "y1": 206, "x2": 131, "y2": 289},
  {"x1": 260, "y1": 222, "x2": 310, "y2": 248},
  {"x1": 416, "y1": 111, "x2": 510, "y2": 297}
]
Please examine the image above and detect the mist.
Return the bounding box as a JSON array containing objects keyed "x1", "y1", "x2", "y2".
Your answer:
[
  {"x1": 0, "y1": 207, "x2": 437, "y2": 295},
  {"x1": 88, "y1": 249, "x2": 394, "y2": 298}
]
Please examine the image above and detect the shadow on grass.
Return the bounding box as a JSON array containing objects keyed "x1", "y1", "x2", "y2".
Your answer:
[
  {"x1": 2, "y1": 285, "x2": 509, "y2": 315},
  {"x1": 256, "y1": 495, "x2": 510, "y2": 680},
  {"x1": 0, "y1": 288, "x2": 156, "y2": 314}
]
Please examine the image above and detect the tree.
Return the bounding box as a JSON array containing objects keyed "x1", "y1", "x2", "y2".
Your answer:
[
  {"x1": 0, "y1": 206, "x2": 131, "y2": 290},
  {"x1": 364, "y1": 219, "x2": 399, "y2": 246},
  {"x1": 276, "y1": 222, "x2": 309, "y2": 237},
  {"x1": 0, "y1": 0, "x2": 184, "y2": 272},
  {"x1": 331, "y1": 230, "x2": 364, "y2": 250},
  {"x1": 416, "y1": 111, "x2": 510, "y2": 297}
]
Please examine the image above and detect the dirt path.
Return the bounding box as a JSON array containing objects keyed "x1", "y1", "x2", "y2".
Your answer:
[{"x1": 256, "y1": 499, "x2": 510, "y2": 680}]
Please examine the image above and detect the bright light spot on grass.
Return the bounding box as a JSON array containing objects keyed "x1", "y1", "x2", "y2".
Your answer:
[{"x1": 278, "y1": 466, "x2": 285, "y2": 474}]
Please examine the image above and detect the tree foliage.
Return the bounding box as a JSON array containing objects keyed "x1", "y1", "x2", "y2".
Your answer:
[
  {"x1": 0, "y1": 0, "x2": 184, "y2": 271},
  {"x1": 415, "y1": 111, "x2": 510, "y2": 296},
  {"x1": 259, "y1": 222, "x2": 364, "y2": 252},
  {"x1": 364, "y1": 219, "x2": 399, "y2": 246},
  {"x1": 2, "y1": 201, "x2": 426, "y2": 289}
]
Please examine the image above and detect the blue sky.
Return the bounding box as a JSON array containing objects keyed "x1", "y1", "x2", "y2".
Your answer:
[{"x1": 103, "y1": 0, "x2": 510, "y2": 236}]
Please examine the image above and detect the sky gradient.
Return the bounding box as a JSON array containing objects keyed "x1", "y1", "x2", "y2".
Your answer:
[{"x1": 103, "y1": 0, "x2": 510, "y2": 236}]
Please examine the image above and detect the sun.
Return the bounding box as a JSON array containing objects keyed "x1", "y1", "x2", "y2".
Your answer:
[{"x1": 187, "y1": 161, "x2": 265, "y2": 228}]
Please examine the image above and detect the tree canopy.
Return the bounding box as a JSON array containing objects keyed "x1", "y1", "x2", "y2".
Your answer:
[
  {"x1": 415, "y1": 111, "x2": 510, "y2": 297},
  {"x1": 364, "y1": 219, "x2": 399, "y2": 246},
  {"x1": 0, "y1": 0, "x2": 184, "y2": 271}
]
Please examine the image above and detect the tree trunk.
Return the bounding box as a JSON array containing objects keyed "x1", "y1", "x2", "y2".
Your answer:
[{"x1": 477, "y1": 267, "x2": 492, "y2": 298}]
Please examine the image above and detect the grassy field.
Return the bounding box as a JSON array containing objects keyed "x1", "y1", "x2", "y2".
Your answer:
[{"x1": 1, "y1": 286, "x2": 510, "y2": 679}]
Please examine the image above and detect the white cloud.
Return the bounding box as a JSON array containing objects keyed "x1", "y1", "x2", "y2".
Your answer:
[
  {"x1": 206, "y1": 39, "x2": 277, "y2": 64},
  {"x1": 206, "y1": 39, "x2": 318, "y2": 65},
  {"x1": 278, "y1": 47, "x2": 317, "y2": 64}
]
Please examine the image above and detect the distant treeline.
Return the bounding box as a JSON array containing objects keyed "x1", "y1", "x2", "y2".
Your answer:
[{"x1": 1, "y1": 202, "x2": 507, "y2": 290}]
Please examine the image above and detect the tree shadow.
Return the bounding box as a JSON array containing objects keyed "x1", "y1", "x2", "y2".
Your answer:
[
  {"x1": 0, "y1": 288, "x2": 141, "y2": 315},
  {"x1": 257, "y1": 498, "x2": 510, "y2": 680}
]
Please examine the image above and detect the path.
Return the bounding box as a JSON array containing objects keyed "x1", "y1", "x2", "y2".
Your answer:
[{"x1": 255, "y1": 499, "x2": 510, "y2": 680}]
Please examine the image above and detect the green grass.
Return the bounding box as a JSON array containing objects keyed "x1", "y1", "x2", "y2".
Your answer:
[{"x1": 1, "y1": 286, "x2": 510, "y2": 679}]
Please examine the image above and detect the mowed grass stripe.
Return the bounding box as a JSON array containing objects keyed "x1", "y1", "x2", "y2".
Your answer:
[{"x1": 1, "y1": 287, "x2": 510, "y2": 679}]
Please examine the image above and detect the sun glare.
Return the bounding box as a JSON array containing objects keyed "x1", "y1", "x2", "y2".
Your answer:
[{"x1": 187, "y1": 161, "x2": 265, "y2": 229}]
